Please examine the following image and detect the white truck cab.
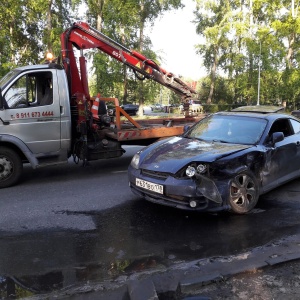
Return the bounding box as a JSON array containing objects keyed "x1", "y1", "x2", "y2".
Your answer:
[{"x1": 0, "y1": 64, "x2": 72, "y2": 188}]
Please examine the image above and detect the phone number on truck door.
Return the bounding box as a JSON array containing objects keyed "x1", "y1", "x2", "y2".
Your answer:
[{"x1": 11, "y1": 111, "x2": 54, "y2": 119}]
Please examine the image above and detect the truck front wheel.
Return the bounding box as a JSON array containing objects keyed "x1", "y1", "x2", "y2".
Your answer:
[{"x1": 0, "y1": 147, "x2": 23, "y2": 188}]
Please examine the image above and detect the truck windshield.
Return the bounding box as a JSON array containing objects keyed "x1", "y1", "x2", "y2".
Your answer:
[{"x1": 0, "y1": 70, "x2": 20, "y2": 90}]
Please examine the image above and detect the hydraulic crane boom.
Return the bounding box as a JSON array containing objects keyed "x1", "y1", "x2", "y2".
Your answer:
[
  {"x1": 60, "y1": 21, "x2": 197, "y2": 101},
  {"x1": 0, "y1": 21, "x2": 203, "y2": 189}
]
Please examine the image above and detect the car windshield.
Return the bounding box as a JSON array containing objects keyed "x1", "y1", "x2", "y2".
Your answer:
[{"x1": 185, "y1": 114, "x2": 268, "y2": 145}]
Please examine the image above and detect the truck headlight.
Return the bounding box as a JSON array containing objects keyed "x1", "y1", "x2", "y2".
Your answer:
[{"x1": 131, "y1": 153, "x2": 140, "y2": 169}]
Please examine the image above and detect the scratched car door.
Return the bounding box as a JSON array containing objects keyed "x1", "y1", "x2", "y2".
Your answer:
[
  {"x1": 1, "y1": 70, "x2": 61, "y2": 154},
  {"x1": 263, "y1": 119, "x2": 300, "y2": 188}
]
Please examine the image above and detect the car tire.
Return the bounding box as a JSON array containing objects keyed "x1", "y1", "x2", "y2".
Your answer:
[
  {"x1": 0, "y1": 147, "x2": 23, "y2": 188},
  {"x1": 228, "y1": 171, "x2": 259, "y2": 214}
]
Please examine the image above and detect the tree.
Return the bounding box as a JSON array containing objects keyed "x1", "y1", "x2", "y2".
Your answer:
[
  {"x1": 0, "y1": 0, "x2": 80, "y2": 76},
  {"x1": 194, "y1": 0, "x2": 239, "y2": 103},
  {"x1": 85, "y1": 0, "x2": 184, "y2": 111}
]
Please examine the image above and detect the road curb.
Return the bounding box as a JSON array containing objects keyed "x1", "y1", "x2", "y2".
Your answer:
[
  {"x1": 25, "y1": 233, "x2": 300, "y2": 299},
  {"x1": 128, "y1": 278, "x2": 159, "y2": 300},
  {"x1": 173, "y1": 234, "x2": 300, "y2": 297}
]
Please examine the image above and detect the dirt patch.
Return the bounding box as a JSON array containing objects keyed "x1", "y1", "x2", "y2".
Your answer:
[{"x1": 184, "y1": 260, "x2": 300, "y2": 300}]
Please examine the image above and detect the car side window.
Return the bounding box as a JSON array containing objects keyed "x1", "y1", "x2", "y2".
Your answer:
[
  {"x1": 4, "y1": 71, "x2": 53, "y2": 109},
  {"x1": 290, "y1": 119, "x2": 300, "y2": 134},
  {"x1": 269, "y1": 119, "x2": 292, "y2": 137}
]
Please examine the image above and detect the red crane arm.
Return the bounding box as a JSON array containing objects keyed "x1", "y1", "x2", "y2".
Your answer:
[{"x1": 60, "y1": 21, "x2": 197, "y2": 100}]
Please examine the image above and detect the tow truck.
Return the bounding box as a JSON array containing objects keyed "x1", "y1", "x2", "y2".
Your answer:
[{"x1": 0, "y1": 21, "x2": 199, "y2": 188}]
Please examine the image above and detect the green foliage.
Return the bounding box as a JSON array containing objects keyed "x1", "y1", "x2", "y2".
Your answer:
[
  {"x1": 3, "y1": 0, "x2": 300, "y2": 111},
  {"x1": 85, "y1": 0, "x2": 184, "y2": 106},
  {"x1": 0, "y1": 0, "x2": 73, "y2": 70},
  {"x1": 193, "y1": 0, "x2": 300, "y2": 107},
  {"x1": 203, "y1": 104, "x2": 219, "y2": 113}
]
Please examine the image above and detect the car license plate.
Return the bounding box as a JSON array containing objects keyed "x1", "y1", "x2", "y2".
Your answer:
[{"x1": 136, "y1": 178, "x2": 164, "y2": 194}]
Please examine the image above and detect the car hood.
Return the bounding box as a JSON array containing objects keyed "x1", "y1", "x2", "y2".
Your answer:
[{"x1": 140, "y1": 136, "x2": 251, "y2": 173}]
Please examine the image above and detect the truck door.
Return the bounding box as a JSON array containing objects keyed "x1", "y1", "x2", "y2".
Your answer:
[{"x1": 1, "y1": 70, "x2": 61, "y2": 154}]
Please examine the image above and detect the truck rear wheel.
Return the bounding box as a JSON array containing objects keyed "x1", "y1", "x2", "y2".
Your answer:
[{"x1": 0, "y1": 147, "x2": 23, "y2": 188}]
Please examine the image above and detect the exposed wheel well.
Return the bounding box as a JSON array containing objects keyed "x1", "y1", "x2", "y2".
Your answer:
[{"x1": 0, "y1": 142, "x2": 27, "y2": 163}]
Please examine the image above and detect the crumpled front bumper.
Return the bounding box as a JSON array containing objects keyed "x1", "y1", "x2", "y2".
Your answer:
[{"x1": 128, "y1": 165, "x2": 226, "y2": 212}]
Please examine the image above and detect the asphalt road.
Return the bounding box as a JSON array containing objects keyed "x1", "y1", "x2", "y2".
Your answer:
[
  {"x1": 1, "y1": 145, "x2": 300, "y2": 298},
  {"x1": 0, "y1": 145, "x2": 142, "y2": 233}
]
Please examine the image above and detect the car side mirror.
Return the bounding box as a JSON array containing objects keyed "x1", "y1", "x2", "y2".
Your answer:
[{"x1": 271, "y1": 132, "x2": 284, "y2": 145}]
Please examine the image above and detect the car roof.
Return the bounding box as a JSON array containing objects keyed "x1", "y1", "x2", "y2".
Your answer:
[
  {"x1": 215, "y1": 108, "x2": 294, "y2": 122},
  {"x1": 231, "y1": 105, "x2": 285, "y2": 113}
]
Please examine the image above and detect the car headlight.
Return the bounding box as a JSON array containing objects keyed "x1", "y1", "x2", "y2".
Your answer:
[
  {"x1": 197, "y1": 164, "x2": 207, "y2": 174},
  {"x1": 131, "y1": 153, "x2": 140, "y2": 169},
  {"x1": 185, "y1": 163, "x2": 208, "y2": 178},
  {"x1": 186, "y1": 166, "x2": 196, "y2": 177}
]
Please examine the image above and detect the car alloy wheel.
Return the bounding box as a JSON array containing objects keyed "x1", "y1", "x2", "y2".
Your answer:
[{"x1": 229, "y1": 171, "x2": 259, "y2": 214}]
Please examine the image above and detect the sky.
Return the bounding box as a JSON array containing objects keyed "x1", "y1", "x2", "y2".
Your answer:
[{"x1": 146, "y1": 0, "x2": 206, "y2": 80}]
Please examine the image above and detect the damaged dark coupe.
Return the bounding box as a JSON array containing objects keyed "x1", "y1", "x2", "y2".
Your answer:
[{"x1": 128, "y1": 106, "x2": 300, "y2": 214}]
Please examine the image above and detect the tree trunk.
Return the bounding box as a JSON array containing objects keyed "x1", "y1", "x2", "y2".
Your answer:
[
  {"x1": 97, "y1": 0, "x2": 105, "y2": 31},
  {"x1": 286, "y1": 33, "x2": 295, "y2": 69},
  {"x1": 10, "y1": 22, "x2": 15, "y2": 64},
  {"x1": 207, "y1": 47, "x2": 218, "y2": 104},
  {"x1": 46, "y1": 0, "x2": 53, "y2": 53}
]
